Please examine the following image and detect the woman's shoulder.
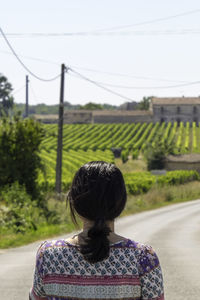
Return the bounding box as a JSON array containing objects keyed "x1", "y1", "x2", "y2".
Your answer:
[
  {"x1": 36, "y1": 239, "x2": 73, "y2": 257},
  {"x1": 37, "y1": 237, "x2": 156, "y2": 252},
  {"x1": 112, "y1": 238, "x2": 155, "y2": 252},
  {"x1": 124, "y1": 239, "x2": 160, "y2": 259},
  {"x1": 36, "y1": 237, "x2": 159, "y2": 264},
  {"x1": 114, "y1": 239, "x2": 161, "y2": 268}
]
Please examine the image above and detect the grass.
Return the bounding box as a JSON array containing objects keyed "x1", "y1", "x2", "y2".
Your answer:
[
  {"x1": 122, "y1": 181, "x2": 200, "y2": 216},
  {"x1": 115, "y1": 156, "x2": 147, "y2": 173},
  {"x1": 0, "y1": 223, "x2": 76, "y2": 249}
]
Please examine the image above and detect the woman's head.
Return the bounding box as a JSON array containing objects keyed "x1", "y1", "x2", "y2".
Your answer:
[
  {"x1": 68, "y1": 161, "x2": 127, "y2": 223},
  {"x1": 67, "y1": 161, "x2": 127, "y2": 263}
]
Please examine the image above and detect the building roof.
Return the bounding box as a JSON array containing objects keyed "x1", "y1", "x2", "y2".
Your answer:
[
  {"x1": 93, "y1": 110, "x2": 152, "y2": 116},
  {"x1": 64, "y1": 110, "x2": 152, "y2": 116},
  {"x1": 152, "y1": 97, "x2": 200, "y2": 105},
  {"x1": 64, "y1": 110, "x2": 92, "y2": 115},
  {"x1": 34, "y1": 114, "x2": 58, "y2": 119}
]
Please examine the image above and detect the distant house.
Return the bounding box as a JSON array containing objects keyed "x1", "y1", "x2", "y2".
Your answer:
[
  {"x1": 64, "y1": 110, "x2": 153, "y2": 124},
  {"x1": 64, "y1": 110, "x2": 92, "y2": 124},
  {"x1": 33, "y1": 114, "x2": 58, "y2": 123},
  {"x1": 151, "y1": 97, "x2": 200, "y2": 124},
  {"x1": 119, "y1": 101, "x2": 139, "y2": 110}
]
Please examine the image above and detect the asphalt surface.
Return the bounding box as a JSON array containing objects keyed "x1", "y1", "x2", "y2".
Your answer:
[{"x1": 0, "y1": 199, "x2": 200, "y2": 300}]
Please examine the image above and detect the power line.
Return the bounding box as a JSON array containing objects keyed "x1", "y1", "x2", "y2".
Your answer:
[
  {"x1": 4, "y1": 28, "x2": 200, "y2": 37},
  {"x1": 0, "y1": 27, "x2": 61, "y2": 82},
  {"x1": 0, "y1": 49, "x2": 60, "y2": 65},
  {"x1": 68, "y1": 68, "x2": 136, "y2": 102},
  {"x1": 12, "y1": 85, "x2": 26, "y2": 95},
  {"x1": 69, "y1": 69, "x2": 200, "y2": 90},
  {"x1": 0, "y1": 47, "x2": 196, "y2": 85},
  {"x1": 69, "y1": 66, "x2": 190, "y2": 84},
  {"x1": 29, "y1": 83, "x2": 42, "y2": 105},
  {"x1": 0, "y1": 48, "x2": 191, "y2": 84},
  {"x1": 94, "y1": 9, "x2": 200, "y2": 32},
  {"x1": 2, "y1": 8, "x2": 200, "y2": 38}
]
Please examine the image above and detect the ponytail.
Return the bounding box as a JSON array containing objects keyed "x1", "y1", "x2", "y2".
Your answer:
[{"x1": 80, "y1": 218, "x2": 111, "y2": 263}]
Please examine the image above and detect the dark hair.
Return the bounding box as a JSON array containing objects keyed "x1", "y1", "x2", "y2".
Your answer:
[{"x1": 67, "y1": 161, "x2": 127, "y2": 263}]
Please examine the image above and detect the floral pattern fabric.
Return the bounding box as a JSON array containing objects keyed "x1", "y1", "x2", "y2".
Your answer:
[{"x1": 30, "y1": 239, "x2": 164, "y2": 300}]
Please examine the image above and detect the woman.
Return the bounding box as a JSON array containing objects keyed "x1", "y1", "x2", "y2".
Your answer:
[{"x1": 30, "y1": 161, "x2": 164, "y2": 300}]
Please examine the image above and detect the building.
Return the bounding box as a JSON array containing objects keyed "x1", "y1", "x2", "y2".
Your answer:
[
  {"x1": 64, "y1": 110, "x2": 92, "y2": 124},
  {"x1": 151, "y1": 97, "x2": 200, "y2": 124},
  {"x1": 33, "y1": 97, "x2": 200, "y2": 124},
  {"x1": 64, "y1": 110, "x2": 153, "y2": 124},
  {"x1": 119, "y1": 101, "x2": 139, "y2": 110},
  {"x1": 33, "y1": 114, "x2": 58, "y2": 123}
]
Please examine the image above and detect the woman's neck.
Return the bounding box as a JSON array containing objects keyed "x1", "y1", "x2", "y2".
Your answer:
[
  {"x1": 82, "y1": 219, "x2": 114, "y2": 232},
  {"x1": 67, "y1": 218, "x2": 126, "y2": 245}
]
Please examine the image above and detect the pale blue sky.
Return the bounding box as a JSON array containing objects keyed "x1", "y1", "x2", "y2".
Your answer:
[{"x1": 1, "y1": 0, "x2": 200, "y2": 106}]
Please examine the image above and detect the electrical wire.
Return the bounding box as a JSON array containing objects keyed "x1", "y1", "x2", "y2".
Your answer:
[
  {"x1": 0, "y1": 27, "x2": 61, "y2": 82},
  {"x1": 0, "y1": 49, "x2": 60, "y2": 65},
  {"x1": 68, "y1": 68, "x2": 136, "y2": 102},
  {"x1": 4, "y1": 28, "x2": 200, "y2": 37},
  {"x1": 12, "y1": 85, "x2": 26, "y2": 95},
  {"x1": 0, "y1": 48, "x2": 191, "y2": 84},
  {"x1": 79, "y1": 78, "x2": 200, "y2": 90},
  {"x1": 93, "y1": 8, "x2": 200, "y2": 32},
  {"x1": 69, "y1": 69, "x2": 200, "y2": 90},
  {"x1": 69, "y1": 68, "x2": 200, "y2": 90},
  {"x1": 29, "y1": 84, "x2": 41, "y2": 105},
  {"x1": 69, "y1": 65, "x2": 190, "y2": 84},
  {"x1": 3, "y1": 9, "x2": 200, "y2": 37}
]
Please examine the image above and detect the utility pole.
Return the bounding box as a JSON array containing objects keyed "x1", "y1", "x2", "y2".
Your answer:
[
  {"x1": 25, "y1": 75, "x2": 29, "y2": 117},
  {"x1": 55, "y1": 64, "x2": 66, "y2": 194}
]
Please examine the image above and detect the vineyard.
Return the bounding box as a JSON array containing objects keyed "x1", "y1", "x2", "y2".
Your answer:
[{"x1": 39, "y1": 121, "x2": 200, "y2": 189}]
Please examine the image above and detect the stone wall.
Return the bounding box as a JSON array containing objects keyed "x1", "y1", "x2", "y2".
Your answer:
[
  {"x1": 93, "y1": 113, "x2": 153, "y2": 123},
  {"x1": 34, "y1": 114, "x2": 58, "y2": 124},
  {"x1": 165, "y1": 154, "x2": 200, "y2": 173},
  {"x1": 63, "y1": 110, "x2": 153, "y2": 124},
  {"x1": 64, "y1": 111, "x2": 92, "y2": 124},
  {"x1": 165, "y1": 160, "x2": 200, "y2": 173}
]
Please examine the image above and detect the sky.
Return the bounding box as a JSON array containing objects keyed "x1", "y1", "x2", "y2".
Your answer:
[{"x1": 1, "y1": 0, "x2": 200, "y2": 106}]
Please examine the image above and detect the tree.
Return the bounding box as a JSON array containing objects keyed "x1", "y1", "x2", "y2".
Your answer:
[
  {"x1": 0, "y1": 116, "x2": 44, "y2": 199},
  {"x1": 138, "y1": 96, "x2": 152, "y2": 110},
  {"x1": 144, "y1": 136, "x2": 175, "y2": 170},
  {"x1": 0, "y1": 74, "x2": 14, "y2": 116},
  {"x1": 80, "y1": 102, "x2": 103, "y2": 110}
]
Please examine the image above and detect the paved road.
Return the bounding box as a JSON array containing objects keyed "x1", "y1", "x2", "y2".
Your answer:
[{"x1": 0, "y1": 199, "x2": 200, "y2": 300}]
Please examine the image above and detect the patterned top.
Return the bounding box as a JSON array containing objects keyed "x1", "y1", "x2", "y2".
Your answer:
[{"x1": 29, "y1": 239, "x2": 164, "y2": 300}]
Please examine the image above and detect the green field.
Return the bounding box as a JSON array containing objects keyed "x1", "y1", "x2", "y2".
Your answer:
[
  {"x1": 2, "y1": 121, "x2": 200, "y2": 248},
  {"x1": 39, "y1": 121, "x2": 200, "y2": 189}
]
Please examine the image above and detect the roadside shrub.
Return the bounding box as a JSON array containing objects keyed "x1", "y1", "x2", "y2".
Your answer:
[
  {"x1": 0, "y1": 182, "x2": 45, "y2": 234},
  {"x1": 157, "y1": 170, "x2": 200, "y2": 186},
  {"x1": 0, "y1": 116, "x2": 45, "y2": 199},
  {"x1": 123, "y1": 170, "x2": 200, "y2": 196},
  {"x1": 124, "y1": 172, "x2": 156, "y2": 195}
]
